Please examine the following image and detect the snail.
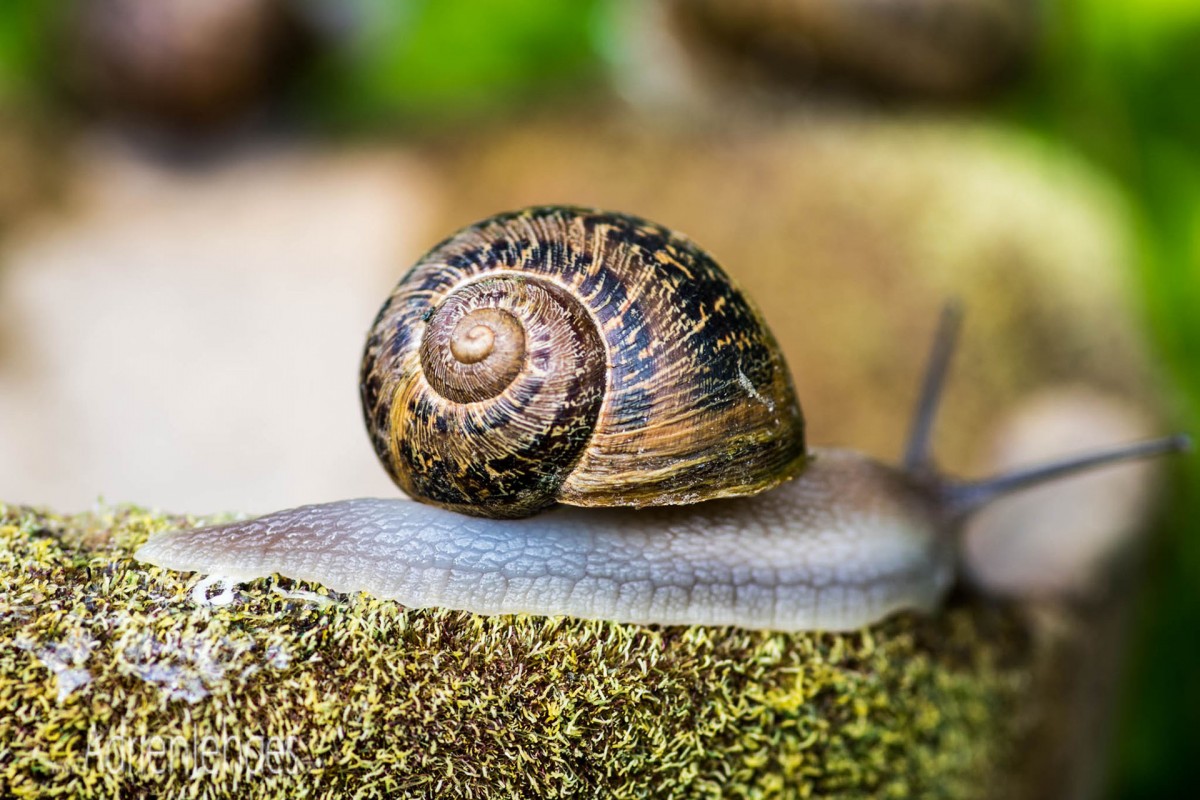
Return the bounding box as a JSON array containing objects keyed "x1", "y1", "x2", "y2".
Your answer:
[{"x1": 136, "y1": 206, "x2": 1188, "y2": 631}]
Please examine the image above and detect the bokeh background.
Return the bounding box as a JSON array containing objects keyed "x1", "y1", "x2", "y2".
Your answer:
[{"x1": 0, "y1": 1, "x2": 1196, "y2": 797}]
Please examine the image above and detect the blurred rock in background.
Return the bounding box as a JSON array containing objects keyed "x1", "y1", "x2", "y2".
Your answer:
[
  {"x1": 0, "y1": 138, "x2": 430, "y2": 514},
  {"x1": 967, "y1": 389, "x2": 1160, "y2": 599},
  {"x1": 61, "y1": 0, "x2": 321, "y2": 134},
  {"x1": 610, "y1": 0, "x2": 1038, "y2": 111}
]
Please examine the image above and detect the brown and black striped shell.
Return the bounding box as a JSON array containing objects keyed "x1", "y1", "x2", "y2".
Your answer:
[{"x1": 360, "y1": 206, "x2": 807, "y2": 518}]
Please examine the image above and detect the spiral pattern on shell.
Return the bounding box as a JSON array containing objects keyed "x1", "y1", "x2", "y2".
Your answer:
[{"x1": 361, "y1": 206, "x2": 807, "y2": 518}]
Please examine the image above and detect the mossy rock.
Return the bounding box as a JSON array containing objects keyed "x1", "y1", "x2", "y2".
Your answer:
[{"x1": 2, "y1": 502, "x2": 1053, "y2": 799}]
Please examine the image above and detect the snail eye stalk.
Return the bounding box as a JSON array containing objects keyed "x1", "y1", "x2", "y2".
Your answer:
[
  {"x1": 903, "y1": 300, "x2": 964, "y2": 476},
  {"x1": 900, "y1": 300, "x2": 1190, "y2": 517},
  {"x1": 944, "y1": 434, "x2": 1192, "y2": 518}
]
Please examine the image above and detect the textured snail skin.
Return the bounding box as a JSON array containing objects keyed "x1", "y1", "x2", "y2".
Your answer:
[
  {"x1": 135, "y1": 450, "x2": 953, "y2": 632},
  {"x1": 361, "y1": 206, "x2": 806, "y2": 519}
]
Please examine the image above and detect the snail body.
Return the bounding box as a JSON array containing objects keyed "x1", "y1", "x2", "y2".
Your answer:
[
  {"x1": 136, "y1": 206, "x2": 1187, "y2": 632},
  {"x1": 138, "y1": 450, "x2": 950, "y2": 631}
]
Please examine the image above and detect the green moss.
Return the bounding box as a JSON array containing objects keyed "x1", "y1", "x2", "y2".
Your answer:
[{"x1": 0, "y1": 502, "x2": 1037, "y2": 799}]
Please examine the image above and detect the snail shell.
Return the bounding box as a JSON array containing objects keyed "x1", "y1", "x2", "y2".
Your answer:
[{"x1": 361, "y1": 206, "x2": 807, "y2": 518}]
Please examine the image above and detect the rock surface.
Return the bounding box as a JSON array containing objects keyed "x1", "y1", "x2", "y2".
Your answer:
[{"x1": 1, "y1": 502, "x2": 1041, "y2": 799}]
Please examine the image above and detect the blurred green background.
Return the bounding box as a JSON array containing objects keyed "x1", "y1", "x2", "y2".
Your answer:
[
  {"x1": 1018, "y1": 4, "x2": 1200, "y2": 798},
  {"x1": 0, "y1": 1, "x2": 1196, "y2": 796}
]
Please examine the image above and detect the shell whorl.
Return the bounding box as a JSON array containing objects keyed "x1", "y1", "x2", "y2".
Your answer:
[{"x1": 361, "y1": 206, "x2": 807, "y2": 518}]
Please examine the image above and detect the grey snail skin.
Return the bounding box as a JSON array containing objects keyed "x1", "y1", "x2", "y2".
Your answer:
[{"x1": 135, "y1": 206, "x2": 1189, "y2": 632}]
